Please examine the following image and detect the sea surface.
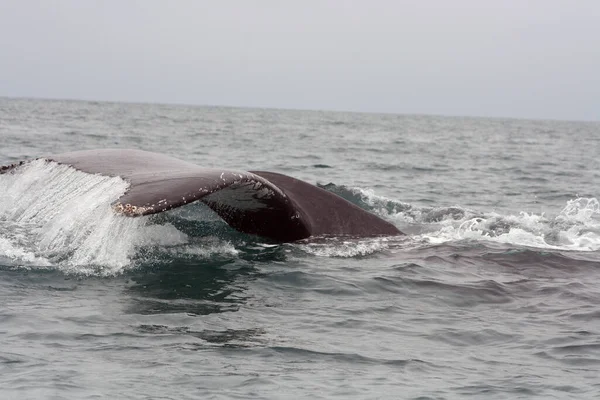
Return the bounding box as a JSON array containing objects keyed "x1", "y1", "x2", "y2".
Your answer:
[{"x1": 1, "y1": 97, "x2": 600, "y2": 399}]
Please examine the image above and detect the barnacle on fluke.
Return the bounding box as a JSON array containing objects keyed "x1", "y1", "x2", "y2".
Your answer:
[{"x1": 113, "y1": 203, "x2": 149, "y2": 216}]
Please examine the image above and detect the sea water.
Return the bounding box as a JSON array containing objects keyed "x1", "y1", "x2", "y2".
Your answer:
[{"x1": 1, "y1": 97, "x2": 600, "y2": 399}]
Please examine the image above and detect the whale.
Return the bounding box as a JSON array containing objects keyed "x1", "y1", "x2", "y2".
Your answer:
[{"x1": 1, "y1": 149, "x2": 402, "y2": 242}]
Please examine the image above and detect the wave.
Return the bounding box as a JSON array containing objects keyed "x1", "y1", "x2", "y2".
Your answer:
[
  {"x1": 1, "y1": 161, "x2": 599, "y2": 275},
  {"x1": 340, "y1": 183, "x2": 600, "y2": 252}
]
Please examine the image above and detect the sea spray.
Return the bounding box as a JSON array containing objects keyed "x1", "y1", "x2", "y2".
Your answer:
[{"x1": 0, "y1": 160, "x2": 188, "y2": 274}]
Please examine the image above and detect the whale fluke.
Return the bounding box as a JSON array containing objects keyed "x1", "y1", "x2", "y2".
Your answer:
[{"x1": 2, "y1": 149, "x2": 402, "y2": 242}]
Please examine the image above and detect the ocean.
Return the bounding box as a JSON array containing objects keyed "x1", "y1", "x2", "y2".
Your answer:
[{"x1": 1, "y1": 97, "x2": 599, "y2": 399}]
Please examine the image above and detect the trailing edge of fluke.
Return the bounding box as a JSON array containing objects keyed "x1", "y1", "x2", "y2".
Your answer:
[{"x1": 1, "y1": 149, "x2": 402, "y2": 242}]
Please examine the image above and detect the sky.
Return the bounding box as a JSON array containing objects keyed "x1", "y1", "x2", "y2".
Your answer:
[{"x1": 0, "y1": 0, "x2": 598, "y2": 121}]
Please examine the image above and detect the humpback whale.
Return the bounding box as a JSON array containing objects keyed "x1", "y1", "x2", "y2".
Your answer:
[{"x1": 1, "y1": 149, "x2": 402, "y2": 242}]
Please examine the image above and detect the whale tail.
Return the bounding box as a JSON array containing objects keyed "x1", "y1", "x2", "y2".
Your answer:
[{"x1": 1, "y1": 149, "x2": 402, "y2": 242}]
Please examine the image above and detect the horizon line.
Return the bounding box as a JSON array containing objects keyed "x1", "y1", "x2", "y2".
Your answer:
[{"x1": 1, "y1": 95, "x2": 597, "y2": 125}]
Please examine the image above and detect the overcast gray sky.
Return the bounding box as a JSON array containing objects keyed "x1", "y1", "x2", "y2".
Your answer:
[{"x1": 1, "y1": 1, "x2": 598, "y2": 121}]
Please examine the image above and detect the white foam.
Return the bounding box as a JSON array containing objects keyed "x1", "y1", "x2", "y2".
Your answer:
[
  {"x1": 296, "y1": 236, "x2": 398, "y2": 257},
  {"x1": 556, "y1": 197, "x2": 600, "y2": 224},
  {"x1": 0, "y1": 237, "x2": 51, "y2": 267},
  {"x1": 170, "y1": 237, "x2": 239, "y2": 258},
  {"x1": 350, "y1": 187, "x2": 417, "y2": 223},
  {"x1": 352, "y1": 186, "x2": 600, "y2": 252},
  {"x1": 416, "y1": 199, "x2": 600, "y2": 252}
]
